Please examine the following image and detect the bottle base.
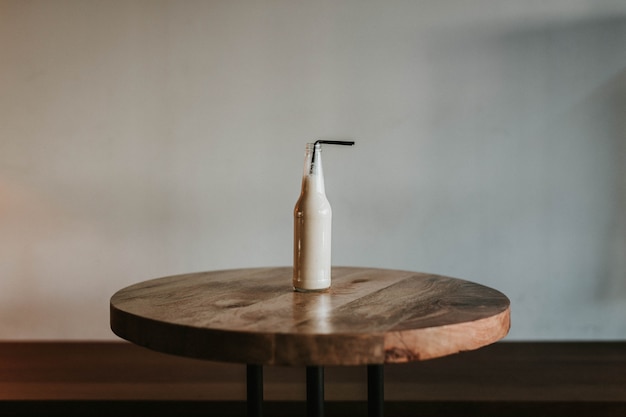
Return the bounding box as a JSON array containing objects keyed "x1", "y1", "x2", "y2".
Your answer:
[{"x1": 293, "y1": 286, "x2": 330, "y2": 293}]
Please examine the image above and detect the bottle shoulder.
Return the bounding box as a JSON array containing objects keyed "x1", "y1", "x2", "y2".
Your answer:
[{"x1": 294, "y1": 192, "x2": 331, "y2": 215}]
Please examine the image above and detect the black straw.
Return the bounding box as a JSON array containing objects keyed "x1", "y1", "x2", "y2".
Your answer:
[
  {"x1": 310, "y1": 140, "x2": 355, "y2": 170},
  {"x1": 314, "y1": 140, "x2": 356, "y2": 147}
]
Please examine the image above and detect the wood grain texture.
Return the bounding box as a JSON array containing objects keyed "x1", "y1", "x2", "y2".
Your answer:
[{"x1": 110, "y1": 267, "x2": 510, "y2": 366}]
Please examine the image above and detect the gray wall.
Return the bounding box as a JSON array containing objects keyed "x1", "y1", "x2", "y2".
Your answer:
[{"x1": 1, "y1": 0, "x2": 624, "y2": 340}]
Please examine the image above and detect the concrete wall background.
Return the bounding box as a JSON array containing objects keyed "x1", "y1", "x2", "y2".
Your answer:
[{"x1": 1, "y1": 0, "x2": 625, "y2": 339}]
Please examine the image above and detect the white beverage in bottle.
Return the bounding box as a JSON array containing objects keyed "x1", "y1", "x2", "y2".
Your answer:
[
  {"x1": 293, "y1": 140, "x2": 354, "y2": 292},
  {"x1": 293, "y1": 142, "x2": 332, "y2": 291}
]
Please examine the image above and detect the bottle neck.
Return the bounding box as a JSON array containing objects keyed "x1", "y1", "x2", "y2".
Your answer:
[{"x1": 302, "y1": 143, "x2": 325, "y2": 193}]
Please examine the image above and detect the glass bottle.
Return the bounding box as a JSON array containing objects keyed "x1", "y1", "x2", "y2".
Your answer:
[{"x1": 293, "y1": 142, "x2": 332, "y2": 292}]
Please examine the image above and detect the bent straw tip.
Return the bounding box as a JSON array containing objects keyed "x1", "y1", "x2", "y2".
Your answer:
[{"x1": 314, "y1": 140, "x2": 355, "y2": 147}]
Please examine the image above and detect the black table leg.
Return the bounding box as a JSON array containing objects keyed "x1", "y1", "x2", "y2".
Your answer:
[
  {"x1": 368, "y1": 364, "x2": 384, "y2": 417},
  {"x1": 247, "y1": 364, "x2": 263, "y2": 417},
  {"x1": 306, "y1": 366, "x2": 324, "y2": 417}
]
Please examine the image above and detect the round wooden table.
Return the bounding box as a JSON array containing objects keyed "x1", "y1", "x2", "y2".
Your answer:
[{"x1": 110, "y1": 267, "x2": 510, "y2": 417}]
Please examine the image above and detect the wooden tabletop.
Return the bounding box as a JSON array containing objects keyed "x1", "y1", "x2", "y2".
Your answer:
[{"x1": 110, "y1": 267, "x2": 510, "y2": 367}]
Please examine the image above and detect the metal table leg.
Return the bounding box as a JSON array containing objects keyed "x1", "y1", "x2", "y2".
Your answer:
[
  {"x1": 248, "y1": 363, "x2": 380, "y2": 417},
  {"x1": 368, "y1": 364, "x2": 384, "y2": 417},
  {"x1": 247, "y1": 364, "x2": 263, "y2": 417},
  {"x1": 306, "y1": 366, "x2": 325, "y2": 417}
]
